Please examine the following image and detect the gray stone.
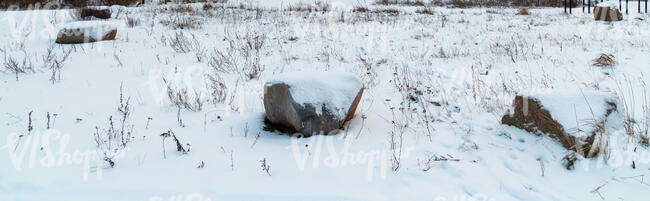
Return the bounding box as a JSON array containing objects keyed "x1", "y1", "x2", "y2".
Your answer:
[{"x1": 263, "y1": 72, "x2": 363, "y2": 136}]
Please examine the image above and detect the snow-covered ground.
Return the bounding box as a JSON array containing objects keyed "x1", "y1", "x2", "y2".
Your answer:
[{"x1": 1, "y1": 1, "x2": 650, "y2": 200}]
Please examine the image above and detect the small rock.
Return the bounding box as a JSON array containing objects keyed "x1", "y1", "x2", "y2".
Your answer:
[{"x1": 55, "y1": 21, "x2": 117, "y2": 44}]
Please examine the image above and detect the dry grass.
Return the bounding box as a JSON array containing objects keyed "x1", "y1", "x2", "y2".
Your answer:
[
  {"x1": 374, "y1": 8, "x2": 400, "y2": 15},
  {"x1": 163, "y1": 78, "x2": 204, "y2": 112},
  {"x1": 159, "y1": 15, "x2": 202, "y2": 30},
  {"x1": 162, "y1": 31, "x2": 201, "y2": 53},
  {"x1": 4, "y1": 54, "x2": 34, "y2": 81},
  {"x1": 511, "y1": 0, "x2": 565, "y2": 7},
  {"x1": 102, "y1": 0, "x2": 139, "y2": 6},
  {"x1": 93, "y1": 86, "x2": 134, "y2": 168},
  {"x1": 351, "y1": 7, "x2": 400, "y2": 15},
  {"x1": 375, "y1": 0, "x2": 426, "y2": 6},
  {"x1": 352, "y1": 6, "x2": 369, "y2": 12},
  {"x1": 373, "y1": 0, "x2": 561, "y2": 7},
  {"x1": 126, "y1": 15, "x2": 140, "y2": 27},
  {"x1": 208, "y1": 31, "x2": 266, "y2": 80},
  {"x1": 286, "y1": 1, "x2": 330, "y2": 12},
  {"x1": 415, "y1": 7, "x2": 435, "y2": 15},
  {"x1": 451, "y1": 0, "x2": 488, "y2": 8},
  {"x1": 168, "y1": 4, "x2": 195, "y2": 13},
  {"x1": 0, "y1": 0, "x2": 86, "y2": 9},
  {"x1": 592, "y1": 53, "x2": 616, "y2": 67},
  {"x1": 448, "y1": 0, "x2": 563, "y2": 8}
]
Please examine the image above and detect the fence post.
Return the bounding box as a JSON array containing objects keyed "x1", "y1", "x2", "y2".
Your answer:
[
  {"x1": 639, "y1": 0, "x2": 641, "y2": 13},
  {"x1": 565, "y1": 0, "x2": 567, "y2": 13}
]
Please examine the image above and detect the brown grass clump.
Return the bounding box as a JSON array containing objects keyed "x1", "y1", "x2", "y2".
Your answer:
[
  {"x1": 432, "y1": 1, "x2": 445, "y2": 6},
  {"x1": 351, "y1": 7, "x2": 400, "y2": 15},
  {"x1": 450, "y1": 0, "x2": 504, "y2": 8},
  {"x1": 352, "y1": 6, "x2": 369, "y2": 12},
  {"x1": 592, "y1": 53, "x2": 616, "y2": 67},
  {"x1": 450, "y1": 0, "x2": 478, "y2": 8},
  {"x1": 374, "y1": 8, "x2": 400, "y2": 15},
  {"x1": 415, "y1": 7, "x2": 435, "y2": 15},
  {"x1": 375, "y1": 0, "x2": 426, "y2": 6},
  {"x1": 102, "y1": 0, "x2": 139, "y2": 6},
  {"x1": 169, "y1": 4, "x2": 195, "y2": 13},
  {"x1": 517, "y1": 7, "x2": 529, "y2": 15}
]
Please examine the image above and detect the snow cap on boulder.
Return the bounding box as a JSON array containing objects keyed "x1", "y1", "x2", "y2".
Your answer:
[{"x1": 597, "y1": 0, "x2": 619, "y2": 8}]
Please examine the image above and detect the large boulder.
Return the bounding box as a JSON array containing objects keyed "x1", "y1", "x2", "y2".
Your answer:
[
  {"x1": 594, "y1": 1, "x2": 622, "y2": 21},
  {"x1": 501, "y1": 89, "x2": 619, "y2": 158},
  {"x1": 264, "y1": 71, "x2": 364, "y2": 136},
  {"x1": 55, "y1": 21, "x2": 117, "y2": 44}
]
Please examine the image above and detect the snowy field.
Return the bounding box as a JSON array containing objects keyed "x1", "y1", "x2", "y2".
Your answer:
[{"x1": 1, "y1": 0, "x2": 650, "y2": 200}]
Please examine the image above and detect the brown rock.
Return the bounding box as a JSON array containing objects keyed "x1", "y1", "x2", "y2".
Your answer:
[
  {"x1": 55, "y1": 27, "x2": 117, "y2": 44},
  {"x1": 501, "y1": 95, "x2": 617, "y2": 158},
  {"x1": 594, "y1": 6, "x2": 623, "y2": 21}
]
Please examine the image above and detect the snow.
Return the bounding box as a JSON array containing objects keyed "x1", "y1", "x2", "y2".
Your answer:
[
  {"x1": 235, "y1": 0, "x2": 360, "y2": 9},
  {"x1": 520, "y1": 89, "x2": 618, "y2": 138},
  {"x1": 597, "y1": 1, "x2": 619, "y2": 8},
  {"x1": 57, "y1": 20, "x2": 119, "y2": 40},
  {"x1": 266, "y1": 71, "x2": 362, "y2": 119},
  {"x1": 1, "y1": 2, "x2": 650, "y2": 201},
  {"x1": 110, "y1": 5, "x2": 126, "y2": 18}
]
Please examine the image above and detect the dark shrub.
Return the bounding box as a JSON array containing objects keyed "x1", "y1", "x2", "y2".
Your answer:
[
  {"x1": 81, "y1": 7, "x2": 111, "y2": 19},
  {"x1": 1, "y1": 0, "x2": 90, "y2": 9},
  {"x1": 1, "y1": 0, "x2": 49, "y2": 9},
  {"x1": 102, "y1": 0, "x2": 139, "y2": 6},
  {"x1": 63, "y1": 0, "x2": 87, "y2": 7}
]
